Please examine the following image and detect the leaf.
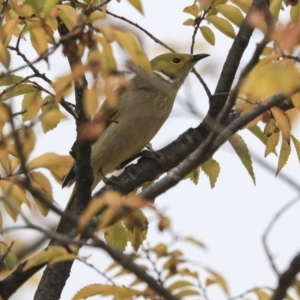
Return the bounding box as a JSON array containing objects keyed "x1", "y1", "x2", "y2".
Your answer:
[
  {"x1": 104, "y1": 221, "x2": 128, "y2": 251},
  {"x1": 23, "y1": 246, "x2": 76, "y2": 270},
  {"x1": 30, "y1": 171, "x2": 53, "y2": 216},
  {"x1": 40, "y1": 110, "x2": 66, "y2": 133},
  {"x1": 252, "y1": 288, "x2": 270, "y2": 300},
  {"x1": 291, "y1": 92, "x2": 300, "y2": 111},
  {"x1": 270, "y1": 107, "x2": 291, "y2": 141},
  {"x1": 72, "y1": 284, "x2": 144, "y2": 300},
  {"x1": 0, "y1": 42, "x2": 10, "y2": 69},
  {"x1": 27, "y1": 153, "x2": 74, "y2": 183},
  {"x1": 215, "y1": 4, "x2": 244, "y2": 26},
  {"x1": 248, "y1": 125, "x2": 268, "y2": 145},
  {"x1": 183, "y1": 18, "x2": 195, "y2": 26},
  {"x1": 127, "y1": 0, "x2": 144, "y2": 14},
  {"x1": 231, "y1": 0, "x2": 252, "y2": 13},
  {"x1": 151, "y1": 243, "x2": 168, "y2": 257},
  {"x1": 30, "y1": 27, "x2": 48, "y2": 59},
  {"x1": 270, "y1": 0, "x2": 283, "y2": 20},
  {"x1": 276, "y1": 137, "x2": 291, "y2": 175},
  {"x1": 22, "y1": 91, "x2": 43, "y2": 122},
  {"x1": 158, "y1": 215, "x2": 170, "y2": 231},
  {"x1": 201, "y1": 157, "x2": 220, "y2": 188},
  {"x1": 184, "y1": 236, "x2": 207, "y2": 250},
  {"x1": 0, "y1": 181, "x2": 30, "y2": 221},
  {"x1": 200, "y1": 26, "x2": 215, "y2": 45},
  {"x1": 175, "y1": 289, "x2": 200, "y2": 297},
  {"x1": 56, "y1": 4, "x2": 78, "y2": 31},
  {"x1": 9, "y1": 1, "x2": 33, "y2": 17},
  {"x1": 183, "y1": 4, "x2": 199, "y2": 17},
  {"x1": 184, "y1": 166, "x2": 201, "y2": 185},
  {"x1": 291, "y1": 135, "x2": 300, "y2": 164},
  {"x1": 0, "y1": 84, "x2": 37, "y2": 102},
  {"x1": 124, "y1": 209, "x2": 148, "y2": 251},
  {"x1": 168, "y1": 280, "x2": 193, "y2": 291},
  {"x1": 206, "y1": 269, "x2": 229, "y2": 295},
  {"x1": 83, "y1": 85, "x2": 99, "y2": 116},
  {"x1": 0, "y1": 241, "x2": 18, "y2": 270},
  {"x1": 0, "y1": 18, "x2": 20, "y2": 47},
  {"x1": 43, "y1": 0, "x2": 59, "y2": 16},
  {"x1": 0, "y1": 75, "x2": 25, "y2": 87},
  {"x1": 207, "y1": 15, "x2": 235, "y2": 38},
  {"x1": 229, "y1": 134, "x2": 255, "y2": 184},
  {"x1": 265, "y1": 131, "x2": 280, "y2": 157},
  {"x1": 290, "y1": 1, "x2": 300, "y2": 21}
]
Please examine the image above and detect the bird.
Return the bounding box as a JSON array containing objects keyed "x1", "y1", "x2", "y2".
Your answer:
[{"x1": 57, "y1": 52, "x2": 209, "y2": 233}]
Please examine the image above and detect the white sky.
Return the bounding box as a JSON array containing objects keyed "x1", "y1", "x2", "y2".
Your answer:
[{"x1": 2, "y1": 0, "x2": 300, "y2": 299}]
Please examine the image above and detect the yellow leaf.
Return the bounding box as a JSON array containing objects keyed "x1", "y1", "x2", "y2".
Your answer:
[
  {"x1": 72, "y1": 284, "x2": 144, "y2": 300},
  {"x1": 9, "y1": 1, "x2": 33, "y2": 17},
  {"x1": 270, "y1": 0, "x2": 283, "y2": 20},
  {"x1": 291, "y1": 92, "x2": 300, "y2": 111},
  {"x1": 200, "y1": 26, "x2": 215, "y2": 45},
  {"x1": 124, "y1": 209, "x2": 148, "y2": 251},
  {"x1": 56, "y1": 4, "x2": 78, "y2": 30},
  {"x1": 291, "y1": 135, "x2": 300, "y2": 164},
  {"x1": 83, "y1": 85, "x2": 99, "y2": 116},
  {"x1": 104, "y1": 221, "x2": 128, "y2": 251},
  {"x1": 151, "y1": 243, "x2": 168, "y2": 257},
  {"x1": 276, "y1": 137, "x2": 291, "y2": 175},
  {"x1": 17, "y1": 127, "x2": 36, "y2": 159},
  {"x1": 201, "y1": 157, "x2": 220, "y2": 188},
  {"x1": 127, "y1": 0, "x2": 144, "y2": 14},
  {"x1": 40, "y1": 110, "x2": 66, "y2": 133},
  {"x1": 229, "y1": 134, "x2": 255, "y2": 184},
  {"x1": 43, "y1": 0, "x2": 59, "y2": 16},
  {"x1": 252, "y1": 288, "x2": 270, "y2": 300},
  {"x1": 265, "y1": 131, "x2": 280, "y2": 157},
  {"x1": 0, "y1": 180, "x2": 30, "y2": 221},
  {"x1": 0, "y1": 42, "x2": 10, "y2": 69},
  {"x1": 27, "y1": 153, "x2": 74, "y2": 183},
  {"x1": 175, "y1": 289, "x2": 200, "y2": 297},
  {"x1": 114, "y1": 30, "x2": 151, "y2": 72},
  {"x1": 183, "y1": 4, "x2": 199, "y2": 17},
  {"x1": 0, "y1": 18, "x2": 20, "y2": 47},
  {"x1": 30, "y1": 27, "x2": 48, "y2": 58},
  {"x1": 51, "y1": 74, "x2": 73, "y2": 100},
  {"x1": 215, "y1": 4, "x2": 244, "y2": 27},
  {"x1": 0, "y1": 84, "x2": 37, "y2": 102},
  {"x1": 22, "y1": 91, "x2": 43, "y2": 122},
  {"x1": 168, "y1": 280, "x2": 193, "y2": 291},
  {"x1": 158, "y1": 215, "x2": 170, "y2": 232},
  {"x1": 290, "y1": 1, "x2": 300, "y2": 21},
  {"x1": 30, "y1": 171, "x2": 53, "y2": 216},
  {"x1": 207, "y1": 15, "x2": 235, "y2": 38},
  {"x1": 231, "y1": 0, "x2": 251, "y2": 13},
  {"x1": 96, "y1": 37, "x2": 117, "y2": 71},
  {"x1": 88, "y1": 11, "x2": 106, "y2": 22},
  {"x1": 184, "y1": 236, "x2": 207, "y2": 250},
  {"x1": 0, "y1": 145, "x2": 10, "y2": 174},
  {"x1": 23, "y1": 246, "x2": 75, "y2": 270},
  {"x1": 248, "y1": 125, "x2": 268, "y2": 146},
  {"x1": 183, "y1": 18, "x2": 195, "y2": 26},
  {"x1": 206, "y1": 269, "x2": 229, "y2": 295},
  {"x1": 270, "y1": 107, "x2": 291, "y2": 141}
]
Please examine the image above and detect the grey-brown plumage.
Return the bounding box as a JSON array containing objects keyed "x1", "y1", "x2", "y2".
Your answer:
[{"x1": 57, "y1": 53, "x2": 209, "y2": 232}]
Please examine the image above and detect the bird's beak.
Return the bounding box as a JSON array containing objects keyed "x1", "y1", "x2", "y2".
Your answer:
[{"x1": 190, "y1": 54, "x2": 210, "y2": 62}]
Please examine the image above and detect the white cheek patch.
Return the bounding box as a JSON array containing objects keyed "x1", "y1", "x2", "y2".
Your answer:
[{"x1": 153, "y1": 70, "x2": 174, "y2": 83}]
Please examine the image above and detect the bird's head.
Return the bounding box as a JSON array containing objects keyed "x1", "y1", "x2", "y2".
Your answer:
[{"x1": 150, "y1": 53, "x2": 209, "y2": 89}]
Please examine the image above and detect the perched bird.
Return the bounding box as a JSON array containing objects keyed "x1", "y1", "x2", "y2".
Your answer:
[{"x1": 58, "y1": 52, "x2": 209, "y2": 232}]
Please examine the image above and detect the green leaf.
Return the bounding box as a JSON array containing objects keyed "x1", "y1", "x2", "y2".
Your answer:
[
  {"x1": 43, "y1": 0, "x2": 59, "y2": 16},
  {"x1": 0, "y1": 241, "x2": 18, "y2": 270},
  {"x1": 56, "y1": 5, "x2": 78, "y2": 30},
  {"x1": 104, "y1": 221, "x2": 128, "y2": 251},
  {"x1": 183, "y1": 18, "x2": 195, "y2": 26},
  {"x1": 276, "y1": 137, "x2": 291, "y2": 175},
  {"x1": 207, "y1": 15, "x2": 235, "y2": 38},
  {"x1": 183, "y1": 4, "x2": 199, "y2": 17},
  {"x1": 215, "y1": 4, "x2": 244, "y2": 27},
  {"x1": 0, "y1": 75, "x2": 25, "y2": 86},
  {"x1": 184, "y1": 166, "x2": 201, "y2": 185},
  {"x1": 229, "y1": 134, "x2": 255, "y2": 184},
  {"x1": 231, "y1": 0, "x2": 252, "y2": 13},
  {"x1": 0, "y1": 84, "x2": 37, "y2": 102},
  {"x1": 201, "y1": 158, "x2": 220, "y2": 188},
  {"x1": 248, "y1": 125, "x2": 268, "y2": 145},
  {"x1": 270, "y1": 0, "x2": 283, "y2": 20},
  {"x1": 200, "y1": 26, "x2": 215, "y2": 45}
]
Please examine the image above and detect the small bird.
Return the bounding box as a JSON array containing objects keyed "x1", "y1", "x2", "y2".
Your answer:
[{"x1": 57, "y1": 52, "x2": 209, "y2": 233}]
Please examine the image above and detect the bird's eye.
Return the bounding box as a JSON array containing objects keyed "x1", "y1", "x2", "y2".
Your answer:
[{"x1": 172, "y1": 57, "x2": 181, "y2": 64}]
